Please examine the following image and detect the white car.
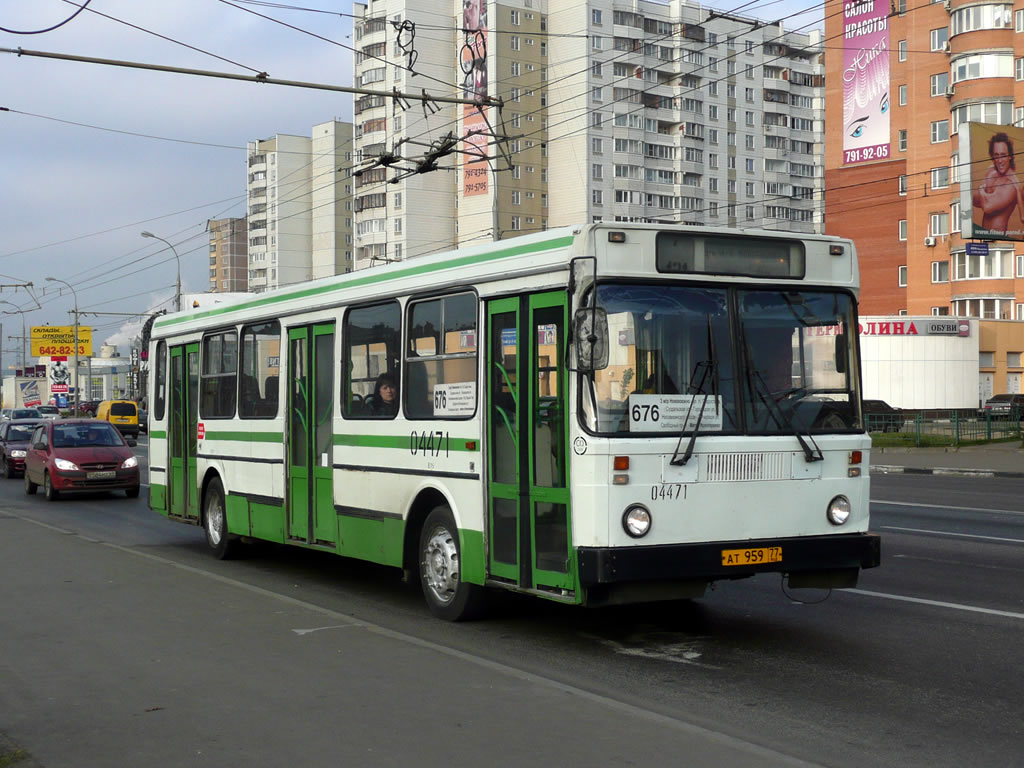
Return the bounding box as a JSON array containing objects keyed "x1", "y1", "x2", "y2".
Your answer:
[{"x1": 36, "y1": 405, "x2": 61, "y2": 420}]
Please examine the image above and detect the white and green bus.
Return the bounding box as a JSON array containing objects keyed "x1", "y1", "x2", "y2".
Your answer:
[{"x1": 147, "y1": 223, "x2": 880, "y2": 620}]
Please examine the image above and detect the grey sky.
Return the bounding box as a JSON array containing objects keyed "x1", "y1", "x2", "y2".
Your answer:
[{"x1": 0, "y1": 0, "x2": 822, "y2": 353}]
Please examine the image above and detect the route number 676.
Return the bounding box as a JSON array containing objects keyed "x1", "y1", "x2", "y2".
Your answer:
[{"x1": 631, "y1": 404, "x2": 660, "y2": 423}]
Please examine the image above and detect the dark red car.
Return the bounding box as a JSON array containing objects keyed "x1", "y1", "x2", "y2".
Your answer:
[
  {"x1": 24, "y1": 419, "x2": 140, "y2": 500},
  {"x1": 0, "y1": 419, "x2": 42, "y2": 478}
]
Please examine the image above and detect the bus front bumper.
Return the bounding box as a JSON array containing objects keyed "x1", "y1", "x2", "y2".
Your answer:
[{"x1": 578, "y1": 532, "x2": 881, "y2": 587}]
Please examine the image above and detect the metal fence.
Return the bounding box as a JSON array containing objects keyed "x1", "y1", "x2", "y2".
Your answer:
[{"x1": 867, "y1": 410, "x2": 1023, "y2": 447}]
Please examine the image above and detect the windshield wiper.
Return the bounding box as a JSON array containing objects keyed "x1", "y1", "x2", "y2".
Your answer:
[
  {"x1": 669, "y1": 361, "x2": 715, "y2": 466},
  {"x1": 749, "y1": 371, "x2": 823, "y2": 463},
  {"x1": 670, "y1": 317, "x2": 720, "y2": 466},
  {"x1": 739, "y1": 326, "x2": 821, "y2": 463}
]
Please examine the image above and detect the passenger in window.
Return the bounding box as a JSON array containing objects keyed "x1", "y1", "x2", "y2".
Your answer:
[{"x1": 370, "y1": 373, "x2": 398, "y2": 416}]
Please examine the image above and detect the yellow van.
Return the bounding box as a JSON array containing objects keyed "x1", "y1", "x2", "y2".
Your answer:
[{"x1": 96, "y1": 400, "x2": 139, "y2": 438}]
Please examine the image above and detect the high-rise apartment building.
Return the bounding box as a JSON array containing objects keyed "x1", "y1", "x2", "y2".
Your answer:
[
  {"x1": 246, "y1": 120, "x2": 354, "y2": 292},
  {"x1": 824, "y1": 0, "x2": 1024, "y2": 319},
  {"x1": 207, "y1": 217, "x2": 248, "y2": 292},
  {"x1": 353, "y1": 0, "x2": 825, "y2": 258}
]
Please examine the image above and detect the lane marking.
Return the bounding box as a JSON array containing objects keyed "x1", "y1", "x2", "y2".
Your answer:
[
  {"x1": 880, "y1": 525, "x2": 1024, "y2": 544},
  {"x1": 844, "y1": 588, "x2": 1024, "y2": 621},
  {"x1": 872, "y1": 499, "x2": 1024, "y2": 517}
]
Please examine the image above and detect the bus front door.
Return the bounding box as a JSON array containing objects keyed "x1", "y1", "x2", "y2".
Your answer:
[
  {"x1": 287, "y1": 324, "x2": 336, "y2": 546},
  {"x1": 486, "y1": 292, "x2": 573, "y2": 594},
  {"x1": 168, "y1": 342, "x2": 200, "y2": 520}
]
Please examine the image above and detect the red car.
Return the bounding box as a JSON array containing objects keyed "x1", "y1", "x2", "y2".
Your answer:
[
  {"x1": 24, "y1": 419, "x2": 140, "y2": 500},
  {"x1": 0, "y1": 419, "x2": 42, "y2": 478}
]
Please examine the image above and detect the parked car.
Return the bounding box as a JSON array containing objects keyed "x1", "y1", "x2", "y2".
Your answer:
[
  {"x1": 980, "y1": 393, "x2": 1024, "y2": 419},
  {"x1": 36, "y1": 405, "x2": 61, "y2": 420},
  {"x1": 137, "y1": 408, "x2": 148, "y2": 434},
  {"x1": 862, "y1": 399, "x2": 904, "y2": 432},
  {"x1": 11, "y1": 408, "x2": 41, "y2": 420},
  {"x1": 96, "y1": 399, "x2": 139, "y2": 439},
  {"x1": 0, "y1": 419, "x2": 43, "y2": 478},
  {"x1": 23, "y1": 419, "x2": 139, "y2": 500}
]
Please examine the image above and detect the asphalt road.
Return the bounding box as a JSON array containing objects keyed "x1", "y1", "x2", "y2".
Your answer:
[{"x1": 1, "y1": 443, "x2": 1021, "y2": 767}]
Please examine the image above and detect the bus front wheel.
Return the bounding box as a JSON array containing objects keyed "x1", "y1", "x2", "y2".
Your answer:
[
  {"x1": 203, "y1": 477, "x2": 238, "y2": 560},
  {"x1": 418, "y1": 506, "x2": 486, "y2": 621}
]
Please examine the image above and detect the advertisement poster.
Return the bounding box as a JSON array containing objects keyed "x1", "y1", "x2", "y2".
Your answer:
[
  {"x1": 842, "y1": 0, "x2": 890, "y2": 165},
  {"x1": 19, "y1": 380, "x2": 41, "y2": 407},
  {"x1": 960, "y1": 122, "x2": 1024, "y2": 241},
  {"x1": 50, "y1": 359, "x2": 71, "y2": 394},
  {"x1": 461, "y1": 0, "x2": 489, "y2": 197}
]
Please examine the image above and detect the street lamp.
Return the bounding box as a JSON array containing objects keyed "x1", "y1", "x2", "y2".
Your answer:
[
  {"x1": 141, "y1": 231, "x2": 182, "y2": 313},
  {"x1": 0, "y1": 301, "x2": 27, "y2": 371},
  {"x1": 45, "y1": 277, "x2": 79, "y2": 415}
]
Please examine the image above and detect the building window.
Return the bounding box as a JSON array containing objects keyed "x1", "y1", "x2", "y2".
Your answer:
[
  {"x1": 898, "y1": 175, "x2": 907, "y2": 195},
  {"x1": 510, "y1": 35, "x2": 520, "y2": 51},
  {"x1": 899, "y1": 220, "x2": 908, "y2": 240},
  {"x1": 898, "y1": 40, "x2": 907, "y2": 61},
  {"x1": 931, "y1": 27, "x2": 949, "y2": 50},
  {"x1": 898, "y1": 266, "x2": 908, "y2": 287},
  {"x1": 930, "y1": 212, "x2": 949, "y2": 236},
  {"x1": 931, "y1": 72, "x2": 949, "y2": 96},
  {"x1": 932, "y1": 306, "x2": 951, "y2": 316},
  {"x1": 510, "y1": 9, "x2": 520, "y2": 25},
  {"x1": 592, "y1": 61, "x2": 602, "y2": 77},
  {"x1": 932, "y1": 260, "x2": 949, "y2": 282},
  {"x1": 954, "y1": 248, "x2": 1015, "y2": 279},
  {"x1": 592, "y1": 9, "x2": 601, "y2": 25},
  {"x1": 592, "y1": 138, "x2": 603, "y2": 154},
  {"x1": 592, "y1": 189, "x2": 603, "y2": 205},
  {"x1": 592, "y1": 87, "x2": 602, "y2": 102},
  {"x1": 898, "y1": 130, "x2": 908, "y2": 151},
  {"x1": 951, "y1": 52, "x2": 1013, "y2": 84},
  {"x1": 951, "y1": 200, "x2": 961, "y2": 232},
  {"x1": 898, "y1": 84, "x2": 907, "y2": 105},
  {"x1": 951, "y1": 4, "x2": 1014, "y2": 35},
  {"x1": 1017, "y1": 57, "x2": 1024, "y2": 81},
  {"x1": 931, "y1": 166, "x2": 950, "y2": 189},
  {"x1": 592, "y1": 35, "x2": 602, "y2": 50}
]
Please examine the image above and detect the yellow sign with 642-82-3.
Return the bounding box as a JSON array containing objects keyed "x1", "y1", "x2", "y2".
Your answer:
[{"x1": 31, "y1": 326, "x2": 93, "y2": 357}]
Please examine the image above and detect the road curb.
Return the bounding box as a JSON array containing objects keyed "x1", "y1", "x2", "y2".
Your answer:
[{"x1": 871, "y1": 465, "x2": 1024, "y2": 479}]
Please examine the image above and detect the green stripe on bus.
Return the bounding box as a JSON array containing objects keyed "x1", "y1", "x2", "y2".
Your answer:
[
  {"x1": 154, "y1": 235, "x2": 574, "y2": 329},
  {"x1": 149, "y1": 430, "x2": 167, "y2": 439},
  {"x1": 203, "y1": 431, "x2": 283, "y2": 443},
  {"x1": 333, "y1": 433, "x2": 480, "y2": 452}
]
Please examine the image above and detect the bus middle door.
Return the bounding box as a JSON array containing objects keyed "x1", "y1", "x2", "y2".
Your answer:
[{"x1": 287, "y1": 324, "x2": 336, "y2": 546}]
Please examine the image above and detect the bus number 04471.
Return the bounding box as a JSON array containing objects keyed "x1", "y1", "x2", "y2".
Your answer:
[
  {"x1": 410, "y1": 430, "x2": 449, "y2": 457},
  {"x1": 651, "y1": 483, "x2": 684, "y2": 500}
]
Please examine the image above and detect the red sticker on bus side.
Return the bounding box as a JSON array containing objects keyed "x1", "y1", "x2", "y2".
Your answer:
[{"x1": 197, "y1": 422, "x2": 205, "y2": 440}]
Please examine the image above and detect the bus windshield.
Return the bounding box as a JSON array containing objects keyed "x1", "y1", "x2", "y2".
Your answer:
[{"x1": 582, "y1": 283, "x2": 862, "y2": 436}]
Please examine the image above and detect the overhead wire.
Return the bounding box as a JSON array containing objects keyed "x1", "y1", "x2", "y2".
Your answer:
[{"x1": 0, "y1": 0, "x2": 93, "y2": 35}]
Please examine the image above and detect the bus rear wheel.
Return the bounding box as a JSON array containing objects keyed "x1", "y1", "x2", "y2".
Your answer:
[
  {"x1": 203, "y1": 477, "x2": 238, "y2": 560},
  {"x1": 418, "y1": 506, "x2": 486, "y2": 621}
]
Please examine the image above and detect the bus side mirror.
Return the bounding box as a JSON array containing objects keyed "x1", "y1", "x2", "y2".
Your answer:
[
  {"x1": 835, "y1": 334, "x2": 847, "y2": 374},
  {"x1": 574, "y1": 307, "x2": 609, "y2": 371}
]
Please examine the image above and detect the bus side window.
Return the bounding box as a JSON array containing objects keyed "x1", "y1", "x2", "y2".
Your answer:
[
  {"x1": 343, "y1": 301, "x2": 401, "y2": 419},
  {"x1": 238, "y1": 320, "x2": 281, "y2": 419}
]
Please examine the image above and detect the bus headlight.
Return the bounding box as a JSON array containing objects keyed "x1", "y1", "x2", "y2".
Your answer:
[
  {"x1": 622, "y1": 505, "x2": 652, "y2": 538},
  {"x1": 827, "y1": 495, "x2": 851, "y2": 526}
]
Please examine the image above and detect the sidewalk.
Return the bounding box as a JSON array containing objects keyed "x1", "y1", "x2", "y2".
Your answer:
[{"x1": 871, "y1": 440, "x2": 1024, "y2": 478}]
